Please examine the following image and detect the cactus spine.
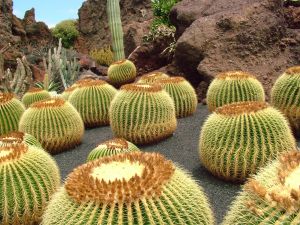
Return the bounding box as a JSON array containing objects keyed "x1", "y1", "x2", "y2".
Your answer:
[
  {"x1": 0, "y1": 131, "x2": 42, "y2": 148},
  {"x1": 109, "y1": 83, "x2": 177, "y2": 144},
  {"x1": 87, "y1": 138, "x2": 140, "y2": 161},
  {"x1": 22, "y1": 87, "x2": 51, "y2": 108},
  {"x1": 107, "y1": 59, "x2": 137, "y2": 86},
  {"x1": 271, "y1": 66, "x2": 300, "y2": 137},
  {"x1": 206, "y1": 71, "x2": 265, "y2": 112},
  {"x1": 222, "y1": 151, "x2": 300, "y2": 224},
  {"x1": 137, "y1": 72, "x2": 169, "y2": 84},
  {"x1": 42, "y1": 152, "x2": 214, "y2": 225},
  {"x1": 199, "y1": 101, "x2": 296, "y2": 182}
]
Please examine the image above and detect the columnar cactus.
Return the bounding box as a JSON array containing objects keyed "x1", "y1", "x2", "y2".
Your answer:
[
  {"x1": 21, "y1": 87, "x2": 51, "y2": 108},
  {"x1": 0, "y1": 131, "x2": 42, "y2": 148},
  {"x1": 137, "y1": 72, "x2": 169, "y2": 84},
  {"x1": 0, "y1": 93, "x2": 25, "y2": 135},
  {"x1": 222, "y1": 151, "x2": 300, "y2": 225},
  {"x1": 207, "y1": 71, "x2": 265, "y2": 112},
  {"x1": 87, "y1": 138, "x2": 140, "y2": 161},
  {"x1": 109, "y1": 83, "x2": 177, "y2": 144},
  {"x1": 271, "y1": 66, "x2": 300, "y2": 136},
  {"x1": 19, "y1": 98, "x2": 84, "y2": 154},
  {"x1": 0, "y1": 143, "x2": 60, "y2": 224},
  {"x1": 199, "y1": 101, "x2": 296, "y2": 182},
  {"x1": 159, "y1": 76, "x2": 198, "y2": 117},
  {"x1": 42, "y1": 152, "x2": 215, "y2": 225},
  {"x1": 107, "y1": 59, "x2": 137, "y2": 86},
  {"x1": 68, "y1": 79, "x2": 117, "y2": 127},
  {"x1": 61, "y1": 86, "x2": 76, "y2": 100}
]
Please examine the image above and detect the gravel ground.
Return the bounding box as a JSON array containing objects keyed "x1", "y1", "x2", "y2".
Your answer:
[{"x1": 54, "y1": 104, "x2": 300, "y2": 224}]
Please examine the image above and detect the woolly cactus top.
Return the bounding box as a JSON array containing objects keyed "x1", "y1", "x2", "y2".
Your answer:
[
  {"x1": 76, "y1": 79, "x2": 107, "y2": 87},
  {"x1": 216, "y1": 71, "x2": 256, "y2": 80},
  {"x1": 215, "y1": 101, "x2": 269, "y2": 116},
  {"x1": 138, "y1": 72, "x2": 169, "y2": 83},
  {"x1": 0, "y1": 92, "x2": 15, "y2": 104},
  {"x1": 63, "y1": 86, "x2": 77, "y2": 93},
  {"x1": 31, "y1": 98, "x2": 66, "y2": 108},
  {"x1": 285, "y1": 66, "x2": 300, "y2": 75},
  {"x1": 26, "y1": 87, "x2": 45, "y2": 93},
  {"x1": 65, "y1": 152, "x2": 175, "y2": 204},
  {"x1": 0, "y1": 143, "x2": 28, "y2": 163},
  {"x1": 121, "y1": 83, "x2": 162, "y2": 93},
  {"x1": 0, "y1": 132, "x2": 28, "y2": 144},
  {"x1": 111, "y1": 59, "x2": 127, "y2": 65},
  {"x1": 159, "y1": 76, "x2": 186, "y2": 83},
  {"x1": 98, "y1": 138, "x2": 129, "y2": 150}
]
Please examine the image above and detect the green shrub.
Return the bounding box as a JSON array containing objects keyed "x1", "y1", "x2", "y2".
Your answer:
[
  {"x1": 151, "y1": 0, "x2": 181, "y2": 27},
  {"x1": 52, "y1": 20, "x2": 79, "y2": 48},
  {"x1": 89, "y1": 46, "x2": 114, "y2": 66}
]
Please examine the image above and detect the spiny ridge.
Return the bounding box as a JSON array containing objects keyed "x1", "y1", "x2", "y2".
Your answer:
[
  {"x1": 121, "y1": 83, "x2": 162, "y2": 92},
  {"x1": 216, "y1": 71, "x2": 256, "y2": 79},
  {"x1": 31, "y1": 97, "x2": 66, "y2": 108}
]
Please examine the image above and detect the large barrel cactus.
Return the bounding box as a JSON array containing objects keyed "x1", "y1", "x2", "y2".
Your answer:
[
  {"x1": 271, "y1": 66, "x2": 300, "y2": 137},
  {"x1": 0, "y1": 93, "x2": 25, "y2": 135},
  {"x1": 222, "y1": 150, "x2": 300, "y2": 224},
  {"x1": 137, "y1": 72, "x2": 169, "y2": 84},
  {"x1": 0, "y1": 142, "x2": 60, "y2": 224},
  {"x1": 206, "y1": 71, "x2": 265, "y2": 112},
  {"x1": 109, "y1": 83, "x2": 177, "y2": 144},
  {"x1": 68, "y1": 79, "x2": 117, "y2": 127},
  {"x1": 19, "y1": 98, "x2": 84, "y2": 154},
  {"x1": 0, "y1": 131, "x2": 42, "y2": 148},
  {"x1": 199, "y1": 101, "x2": 296, "y2": 182},
  {"x1": 159, "y1": 76, "x2": 198, "y2": 117},
  {"x1": 42, "y1": 152, "x2": 214, "y2": 225},
  {"x1": 87, "y1": 138, "x2": 140, "y2": 161},
  {"x1": 107, "y1": 59, "x2": 137, "y2": 86},
  {"x1": 21, "y1": 87, "x2": 51, "y2": 108}
]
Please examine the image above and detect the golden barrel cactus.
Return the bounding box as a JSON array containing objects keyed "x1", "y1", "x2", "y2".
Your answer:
[
  {"x1": 107, "y1": 59, "x2": 136, "y2": 86},
  {"x1": 21, "y1": 87, "x2": 51, "y2": 108},
  {"x1": 0, "y1": 131, "x2": 42, "y2": 148},
  {"x1": 137, "y1": 71, "x2": 169, "y2": 84}
]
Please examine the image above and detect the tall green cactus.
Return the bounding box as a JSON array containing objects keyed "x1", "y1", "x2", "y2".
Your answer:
[{"x1": 107, "y1": 0, "x2": 125, "y2": 61}]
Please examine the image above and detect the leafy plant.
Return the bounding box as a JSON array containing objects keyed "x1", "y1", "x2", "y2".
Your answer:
[
  {"x1": 89, "y1": 46, "x2": 114, "y2": 66},
  {"x1": 151, "y1": 0, "x2": 181, "y2": 27},
  {"x1": 51, "y1": 20, "x2": 79, "y2": 49}
]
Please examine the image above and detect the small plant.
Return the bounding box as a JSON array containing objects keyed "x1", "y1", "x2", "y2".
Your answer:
[
  {"x1": 107, "y1": 59, "x2": 137, "y2": 86},
  {"x1": 89, "y1": 46, "x2": 114, "y2": 66},
  {"x1": 21, "y1": 87, "x2": 51, "y2": 108},
  {"x1": 51, "y1": 20, "x2": 79, "y2": 49},
  {"x1": 151, "y1": 0, "x2": 181, "y2": 27}
]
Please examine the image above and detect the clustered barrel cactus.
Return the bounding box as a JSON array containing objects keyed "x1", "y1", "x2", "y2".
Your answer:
[
  {"x1": 0, "y1": 93, "x2": 25, "y2": 135},
  {"x1": 109, "y1": 83, "x2": 177, "y2": 144},
  {"x1": 0, "y1": 131, "x2": 42, "y2": 148},
  {"x1": 21, "y1": 87, "x2": 51, "y2": 108},
  {"x1": 137, "y1": 72, "x2": 169, "y2": 84},
  {"x1": 199, "y1": 101, "x2": 296, "y2": 182},
  {"x1": 271, "y1": 66, "x2": 300, "y2": 137},
  {"x1": 87, "y1": 138, "x2": 140, "y2": 161},
  {"x1": 68, "y1": 79, "x2": 117, "y2": 127},
  {"x1": 222, "y1": 150, "x2": 300, "y2": 224},
  {"x1": 0, "y1": 142, "x2": 60, "y2": 224},
  {"x1": 207, "y1": 71, "x2": 265, "y2": 112},
  {"x1": 107, "y1": 59, "x2": 137, "y2": 86},
  {"x1": 19, "y1": 98, "x2": 84, "y2": 154},
  {"x1": 42, "y1": 152, "x2": 214, "y2": 225}
]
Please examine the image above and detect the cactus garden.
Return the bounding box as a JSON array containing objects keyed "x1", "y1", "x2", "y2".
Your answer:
[{"x1": 0, "y1": 0, "x2": 299, "y2": 224}]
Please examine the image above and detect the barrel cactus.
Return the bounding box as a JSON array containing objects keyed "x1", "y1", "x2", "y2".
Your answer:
[
  {"x1": 109, "y1": 83, "x2": 177, "y2": 144},
  {"x1": 21, "y1": 87, "x2": 51, "y2": 108},
  {"x1": 19, "y1": 98, "x2": 84, "y2": 154},
  {"x1": 107, "y1": 59, "x2": 136, "y2": 86},
  {"x1": 207, "y1": 71, "x2": 265, "y2": 112},
  {"x1": 87, "y1": 138, "x2": 140, "y2": 161},
  {"x1": 159, "y1": 76, "x2": 198, "y2": 117},
  {"x1": 42, "y1": 152, "x2": 214, "y2": 225},
  {"x1": 271, "y1": 66, "x2": 300, "y2": 137},
  {"x1": 61, "y1": 86, "x2": 77, "y2": 100},
  {"x1": 68, "y1": 79, "x2": 117, "y2": 127},
  {"x1": 222, "y1": 150, "x2": 300, "y2": 224},
  {"x1": 137, "y1": 71, "x2": 169, "y2": 84},
  {"x1": 0, "y1": 93, "x2": 25, "y2": 135},
  {"x1": 0, "y1": 131, "x2": 42, "y2": 148},
  {"x1": 199, "y1": 101, "x2": 296, "y2": 182},
  {"x1": 0, "y1": 142, "x2": 60, "y2": 224}
]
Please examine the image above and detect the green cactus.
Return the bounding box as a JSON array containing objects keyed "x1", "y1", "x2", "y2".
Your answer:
[
  {"x1": 199, "y1": 101, "x2": 296, "y2": 182},
  {"x1": 19, "y1": 97, "x2": 84, "y2": 154},
  {"x1": 159, "y1": 76, "x2": 198, "y2": 117},
  {"x1": 42, "y1": 152, "x2": 215, "y2": 225},
  {"x1": 222, "y1": 150, "x2": 300, "y2": 225},
  {"x1": 107, "y1": 0, "x2": 125, "y2": 61},
  {"x1": 0, "y1": 143, "x2": 60, "y2": 224},
  {"x1": 61, "y1": 86, "x2": 77, "y2": 100},
  {"x1": 87, "y1": 138, "x2": 140, "y2": 161},
  {"x1": 0, "y1": 93, "x2": 25, "y2": 135},
  {"x1": 22, "y1": 87, "x2": 51, "y2": 108},
  {"x1": 0, "y1": 131, "x2": 42, "y2": 148},
  {"x1": 271, "y1": 66, "x2": 300, "y2": 137},
  {"x1": 68, "y1": 79, "x2": 117, "y2": 127},
  {"x1": 109, "y1": 83, "x2": 177, "y2": 144},
  {"x1": 137, "y1": 71, "x2": 169, "y2": 84},
  {"x1": 107, "y1": 59, "x2": 137, "y2": 86},
  {"x1": 206, "y1": 71, "x2": 265, "y2": 112}
]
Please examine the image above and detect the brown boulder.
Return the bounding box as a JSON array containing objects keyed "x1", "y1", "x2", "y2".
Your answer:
[{"x1": 284, "y1": 6, "x2": 300, "y2": 29}]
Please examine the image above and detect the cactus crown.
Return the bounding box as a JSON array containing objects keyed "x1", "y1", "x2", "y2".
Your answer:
[
  {"x1": 111, "y1": 59, "x2": 126, "y2": 65},
  {"x1": 99, "y1": 138, "x2": 129, "y2": 150},
  {"x1": 215, "y1": 101, "x2": 269, "y2": 116},
  {"x1": 76, "y1": 79, "x2": 107, "y2": 87},
  {"x1": 65, "y1": 152, "x2": 175, "y2": 204},
  {"x1": 31, "y1": 97, "x2": 65, "y2": 108},
  {"x1": 0, "y1": 92, "x2": 14, "y2": 104},
  {"x1": 0, "y1": 143, "x2": 28, "y2": 163},
  {"x1": 0, "y1": 131, "x2": 27, "y2": 144},
  {"x1": 121, "y1": 83, "x2": 162, "y2": 92},
  {"x1": 159, "y1": 76, "x2": 185, "y2": 83},
  {"x1": 216, "y1": 71, "x2": 256, "y2": 80},
  {"x1": 27, "y1": 87, "x2": 44, "y2": 93},
  {"x1": 63, "y1": 86, "x2": 77, "y2": 93},
  {"x1": 285, "y1": 66, "x2": 300, "y2": 75}
]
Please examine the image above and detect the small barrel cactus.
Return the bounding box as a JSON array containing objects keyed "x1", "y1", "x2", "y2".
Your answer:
[
  {"x1": 107, "y1": 59, "x2": 136, "y2": 86},
  {"x1": 0, "y1": 131, "x2": 42, "y2": 148},
  {"x1": 21, "y1": 87, "x2": 51, "y2": 108},
  {"x1": 137, "y1": 71, "x2": 169, "y2": 84},
  {"x1": 222, "y1": 150, "x2": 300, "y2": 225},
  {"x1": 19, "y1": 98, "x2": 84, "y2": 154},
  {"x1": 109, "y1": 83, "x2": 177, "y2": 144},
  {"x1": 61, "y1": 86, "x2": 77, "y2": 100},
  {"x1": 68, "y1": 79, "x2": 117, "y2": 127},
  {"x1": 0, "y1": 93, "x2": 25, "y2": 135},
  {"x1": 199, "y1": 101, "x2": 296, "y2": 182},
  {"x1": 87, "y1": 138, "x2": 140, "y2": 161},
  {"x1": 271, "y1": 66, "x2": 300, "y2": 136},
  {"x1": 159, "y1": 76, "x2": 198, "y2": 117},
  {"x1": 42, "y1": 152, "x2": 214, "y2": 225},
  {"x1": 0, "y1": 142, "x2": 60, "y2": 224},
  {"x1": 207, "y1": 71, "x2": 265, "y2": 112}
]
